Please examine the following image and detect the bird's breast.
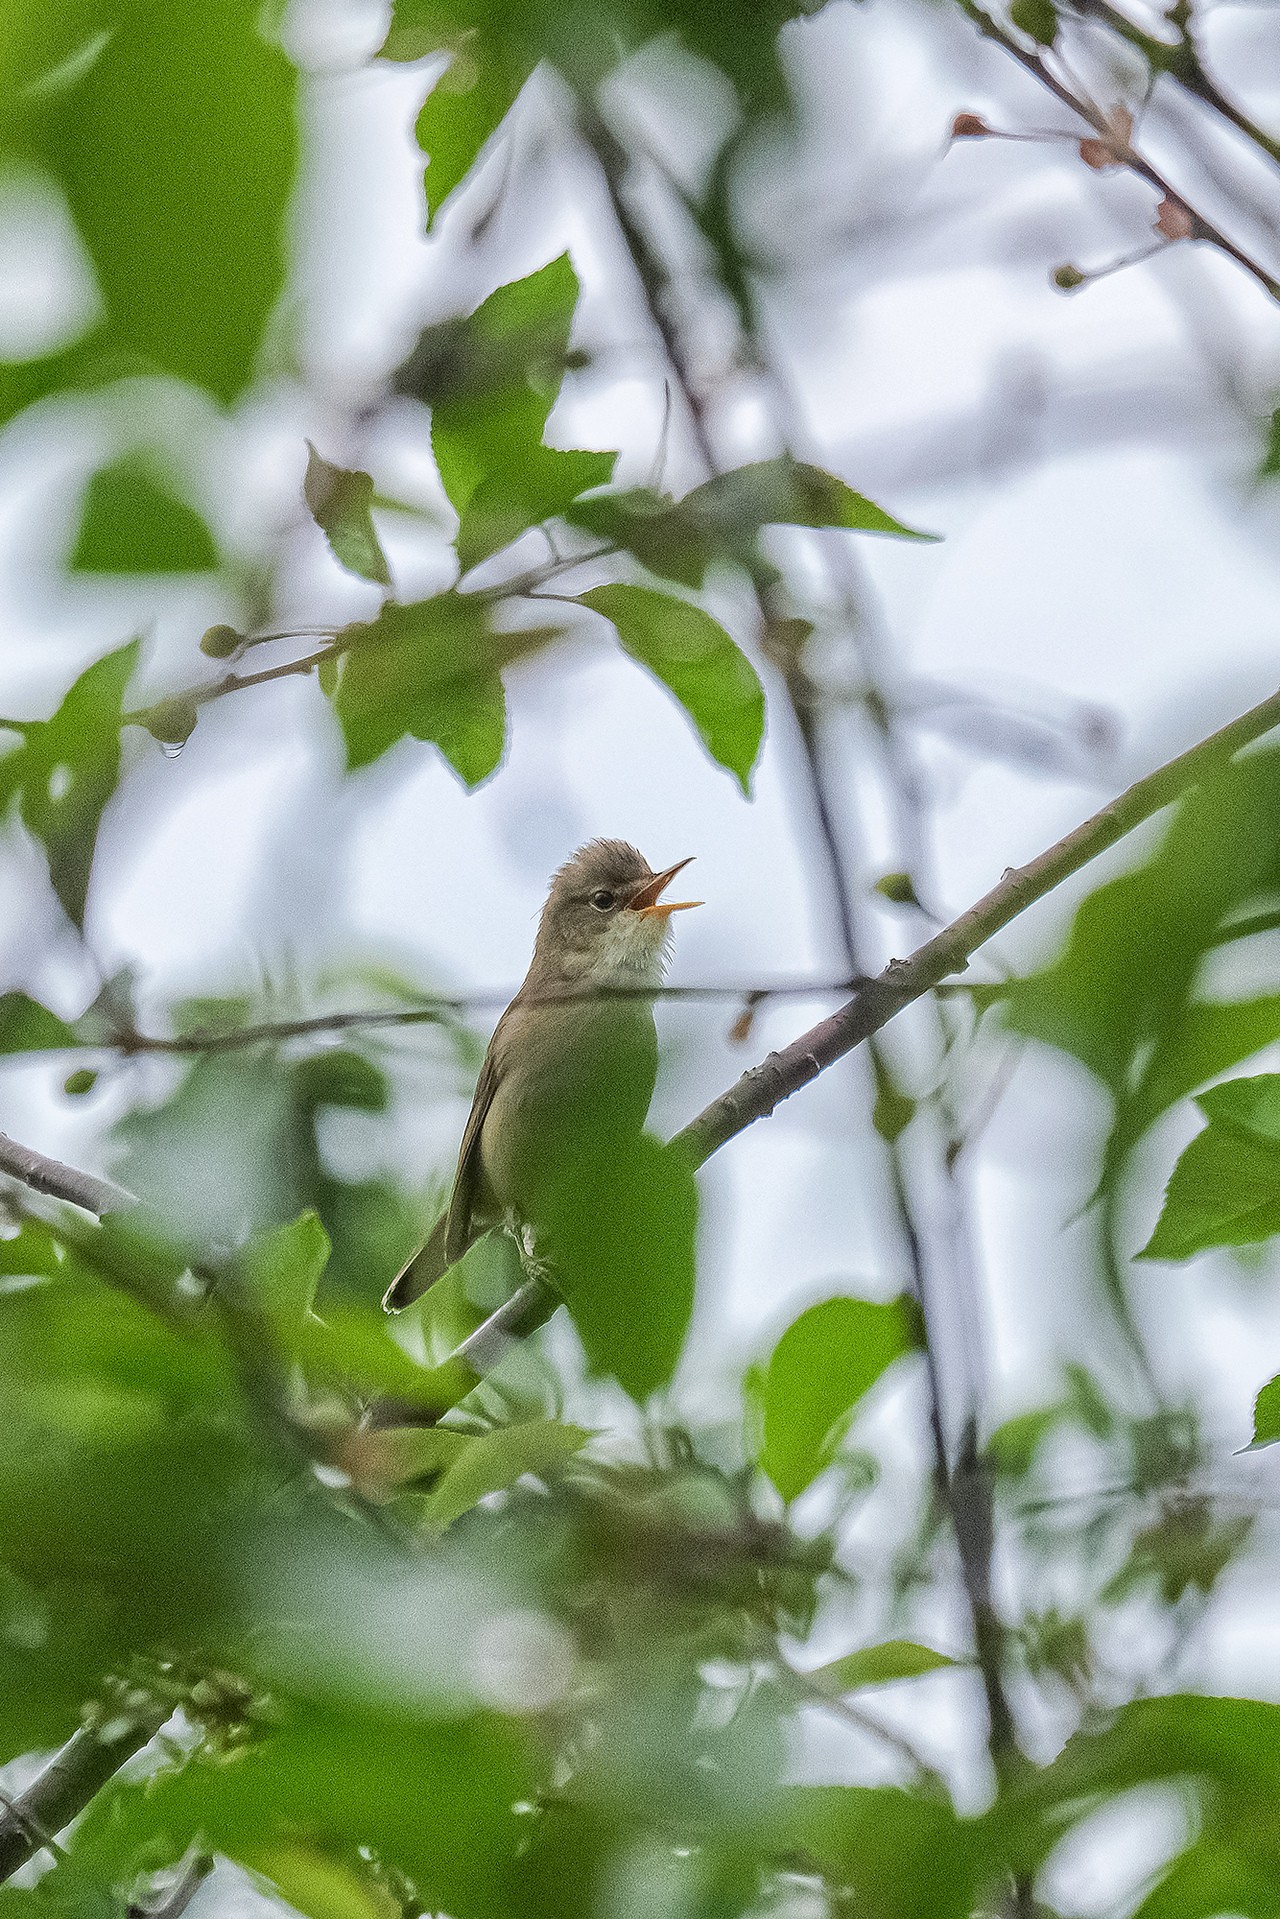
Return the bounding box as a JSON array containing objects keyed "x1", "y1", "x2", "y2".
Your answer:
[{"x1": 479, "y1": 999, "x2": 658, "y2": 1214}]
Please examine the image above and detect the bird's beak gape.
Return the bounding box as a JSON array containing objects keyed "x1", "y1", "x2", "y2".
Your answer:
[{"x1": 628, "y1": 857, "x2": 701, "y2": 920}]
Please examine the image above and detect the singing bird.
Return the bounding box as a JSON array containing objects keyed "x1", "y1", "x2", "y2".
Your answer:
[{"x1": 383, "y1": 840, "x2": 700, "y2": 1311}]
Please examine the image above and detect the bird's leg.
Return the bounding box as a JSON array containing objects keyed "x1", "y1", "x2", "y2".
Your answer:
[{"x1": 508, "y1": 1214, "x2": 554, "y2": 1287}]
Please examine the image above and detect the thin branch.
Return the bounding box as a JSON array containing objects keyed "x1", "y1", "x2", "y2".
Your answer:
[
  {"x1": 130, "y1": 1849, "x2": 214, "y2": 1919},
  {"x1": 675, "y1": 682, "x2": 1280, "y2": 1169},
  {"x1": 1069, "y1": 0, "x2": 1280, "y2": 167},
  {"x1": 91, "y1": 978, "x2": 866, "y2": 1059},
  {"x1": 0, "y1": 1132, "x2": 133, "y2": 1216},
  {"x1": 0, "y1": 1711, "x2": 169, "y2": 1885},
  {"x1": 957, "y1": 0, "x2": 1280, "y2": 302}
]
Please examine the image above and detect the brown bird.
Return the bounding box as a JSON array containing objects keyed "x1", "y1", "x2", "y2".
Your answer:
[{"x1": 383, "y1": 840, "x2": 699, "y2": 1311}]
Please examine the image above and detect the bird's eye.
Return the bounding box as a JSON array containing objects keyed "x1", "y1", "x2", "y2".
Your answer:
[{"x1": 590, "y1": 889, "x2": 616, "y2": 910}]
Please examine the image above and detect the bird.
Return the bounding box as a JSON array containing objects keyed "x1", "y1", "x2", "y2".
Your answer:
[{"x1": 383, "y1": 840, "x2": 700, "y2": 1311}]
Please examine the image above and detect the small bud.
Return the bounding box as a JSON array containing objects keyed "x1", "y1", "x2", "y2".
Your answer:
[
  {"x1": 1052, "y1": 263, "x2": 1087, "y2": 291},
  {"x1": 1011, "y1": 0, "x2": 1058, "y2": 44},
  {"x1": 951, "y1": 112, "x2": 990, "y2": 139},
  {"x1": 63, "y1": 1068, "x2": 97, "y2": 1097},
  {"x1": 874, "y1": 871, "x2": 921, "y2": 907},
  {"x1": 1155, "y1": 194, "x2": 1194, "y2": 241},
  {"x1": 1079, "y1": 138, "x2": 1118, "y2": 170},
  {"x1": 199, "y1": 623, "x2": 242, "y2": 659},
  {"x1": 143, "y1": 698, "x2": 199, "y2": 746}
]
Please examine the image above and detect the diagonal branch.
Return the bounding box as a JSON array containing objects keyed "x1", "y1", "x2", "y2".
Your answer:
[
  {"x1": 675, "y1": 681, "x2": 1280, "y2": 1166},
  {"x1": 0, "y1": 1132, "x2": 132, "y2": 1217}
]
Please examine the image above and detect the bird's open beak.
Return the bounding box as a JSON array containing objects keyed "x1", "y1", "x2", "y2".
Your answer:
[{"x1": 628, "y1": 857, "x2": 701, "y2": 920}]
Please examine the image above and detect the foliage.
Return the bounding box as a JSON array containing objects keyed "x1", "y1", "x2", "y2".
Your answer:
[{"x1": 0, "y1": 4, "x2": 1277, "y2": 1919}]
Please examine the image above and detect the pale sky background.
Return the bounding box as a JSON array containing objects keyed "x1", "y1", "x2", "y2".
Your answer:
[{"x1": 2, "y1": 0, "x2": 1280, "y2": 1889}]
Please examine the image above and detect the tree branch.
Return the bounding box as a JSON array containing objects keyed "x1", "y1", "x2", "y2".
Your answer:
[
  {"x1": 0, "y1": 1132, "x2": 133, "y2": 1217},
  {"x1": 957, "y1": 0, "x2": 1280, "y2": 302},
  {"x1": 675, "y1": 682, "x2": 1280, "y2": 1168},
  {"x1": 0, "y1": 1710, "x2": 169, "y2": 1884}
]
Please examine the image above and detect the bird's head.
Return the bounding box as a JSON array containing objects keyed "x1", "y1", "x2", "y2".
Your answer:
[{"x1": 530, "y1": 840, "x2": 700, "y2": 986}]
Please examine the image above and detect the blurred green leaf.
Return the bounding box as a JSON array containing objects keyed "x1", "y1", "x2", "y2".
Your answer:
[
  {"x1": 424, "y1": 1418, "x2": 589, "y2": 1529},
  {"x1": 412, "y1": 56, "x2": 526, "y2": 228},
  {"x1": 568, "y1": 459, "x2": 935, "y2": 590},
  {"x1": 809, "y1": 1639, "x2": 957, "y2": 1691},
  {"x1": 546, "y1": 1133, "x2": 699, "y2": 1403},
  {"x1": 12, "y1": 0, "x2": 298, "y2": 409},
  {"x1": 781, "y1": 1786, "x2": 982, "y2": 1919},
  {"x1": 98, "y1": 1701, "x2": 534, "y2": 1919},
  {"x1": 0, "y1": 992, "x2": 78, "y2": 1054},
  {"x1": 70, "y1": 455, "x2": 217, "y2": 573},
  {"x1": 1139, "y1": 1076, "x2": 1280, "y2": 1260},
  {"x1": 0, "y1": 641, "x2": 139, "y2": 927},
  {"x1": 1259, "y1": 405, "x2": 1280, "y2": 480},
  {"x1": 402, "y1": 255, "x2": 615, "y2": 570},
  {"x1": 333, "y1": 596, "x2": 562, "y2": 784},
  {"x1": 579, "y1": 583, "x2": 764, "y2": 793},
  {"x1": 760, "y1": 1294, "x2": 921, "y2": 1501},
  {"x1": 1011, "y1": 0, "x2": 1058, "y2": 42},
  {"x1": 380, "y1": 0, "x2": 811, "y2": 113},
  {"x1": 239, "y1": 1212, "x2": 331, "y2": 1332},
  {"x1": 1250, "y1": 1374, "x2": 1280, "y2": 1449},
  {"x1": 1005, "y1": 749, "x2": 1280, "y2": 1189},
  {"x1": 243, "y1": 1845, "x2": 397, "y2": 1919},
  {"x1": 303, "y1": 444, "x2": 392, "y2": 588}
]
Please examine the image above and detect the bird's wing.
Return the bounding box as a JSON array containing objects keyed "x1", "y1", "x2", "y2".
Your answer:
[
  {"x1": 381, "y1": 1021, "x2": 506, "y2": 1311},
  {"x1": 443, "y1": 1034, "x2": 504, "y2": 1265}
]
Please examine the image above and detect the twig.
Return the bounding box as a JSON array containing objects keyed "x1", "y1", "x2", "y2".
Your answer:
[
  {"x1": 0, "y1": 1132, "x2": 133, "y2": 1216},
  {"x1": 1069, "y1": 0, "x2": 1280, "y2": 168},
  {"x1": 0, "y1": 1711, "x2": 169, "y2": 1884},
  {"x1": 130, "y1": 1849, "x2": 214, "y2": 1919},
  {"x1": 956, "y1": 0, "x2": 1280, "y2": 302},
  {"x1": 675, "y1": 681, "x2": 1280, "y2": 1168}
]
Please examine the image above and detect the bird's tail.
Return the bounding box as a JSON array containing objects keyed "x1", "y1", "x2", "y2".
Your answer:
[{"x1": 382, "y1": 1209, "x2": 452, "y2": 1312}]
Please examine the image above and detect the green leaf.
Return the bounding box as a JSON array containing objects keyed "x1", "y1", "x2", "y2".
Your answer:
[
  {"x1": 0, "y1": 992, "x2": 78, "y2": 1054},
  {"x1": 568, "y1": 458, "x2": 936, "y2": 589},
  {"x1": 380, "y1": 0, "x2": 807, "y2": 117},
  {"x1": 332, "y1": 595, "x2": 561, "y2": 783},
  {"x1": 1004, "y1": 746, "x2": 1280, "y2": 1176},
  {"x1": 239, "y1": 1212, "x2": 331, "y2": 1331},
  {"x1": 413, "y1": 53, "x2": 525, "y2": 227},
  {"x1": 760, "y1": 1294, "x2": 922, "y2": 1501},
  {"x1": 579, "y1": 583, "x2": 765, "y2": 794},
  {"x1": 808, "y1": 1640, "x2": 957, "y2": 1691},
  {"x1": 2, "y1": 641, "x2": 140, "y2": 926},
  {"x1": 18, "y1": 0, "x2": 298, "y2": 408},
  {"x1": 545, "y1": 1133, "x2": 700, "y2": 1404},
  {"x1": 781, "y1": 1786, "x2": 982, "y2": 1919},
  {"x1": 1249, "y1": 1375, "x2": 1280, "y2": 1449},
  {"x1": 423, "y1": 1419, "x2": 589, "y2": 1530},
  {"x1": 70, "y1": 455, "x2": 217, "y2": 573},
  {"x1": 1138, "y1": 1074, "x2": 1280, "y2": 1262},
  {"x1": 1011, "y1": 0, "x2": 1058, "y2": 42},
  {"x1": 303, "y1": 444, "x2": 392, "y2": 588},
  {"x1": 398, "y1": 255, "x2": 616, "y2": 570},
  {"x1": 93, "y1": 1701, "x2": 534, "y2": 1919},
  {"x1": 1259, "y1": 405, "x2": 1280, "y2": 480}
]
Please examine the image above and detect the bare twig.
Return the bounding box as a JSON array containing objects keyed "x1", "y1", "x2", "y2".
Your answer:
[
  {"x1": 0, "y1": 1132, "x2": 133, "y2": 1216},
  {"x1": 0, "y1": 1711, "x2": 169, "y2": 1885},
  {"x1": 956, "y1": 0, "x2": 1280, "y2": 302}
]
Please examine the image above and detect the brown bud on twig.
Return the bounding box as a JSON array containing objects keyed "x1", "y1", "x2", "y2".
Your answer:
[
  {"x1": 1052, "y1": 263, "x2": 1087, "y2": 291},
  {"x1": 1080, "y1": 104, "x2": 1135, "y2": 169},
  {"x1": 951, "y1": 112, "x2": 991, "y2": 139},
  {"x1": 1154, "y1": 194, "x2": 1195, "y2": 242}
]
